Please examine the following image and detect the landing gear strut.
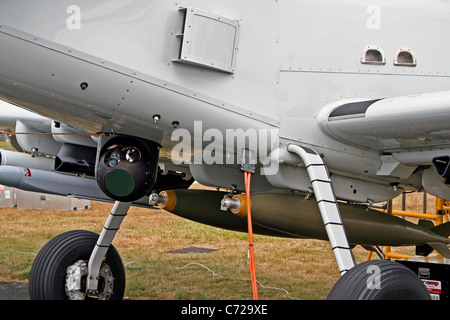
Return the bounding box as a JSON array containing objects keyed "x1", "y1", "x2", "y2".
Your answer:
[{"x1": 287, "y1": 144, "x2": 355, "y2": 274}]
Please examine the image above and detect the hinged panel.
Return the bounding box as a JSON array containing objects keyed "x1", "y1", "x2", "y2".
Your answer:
[{"x1": 172, "y1": 8, "x2": 240, "y2": 73}]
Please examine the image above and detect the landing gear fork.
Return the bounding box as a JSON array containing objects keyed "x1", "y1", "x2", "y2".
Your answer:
[{"x1": 86, "y1": 201, "x2": 131, "y2": 297}]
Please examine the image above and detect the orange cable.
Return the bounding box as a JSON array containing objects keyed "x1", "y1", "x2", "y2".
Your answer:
[{"x1": 244, "y1": 171, "x2": 258, "y2": 300}]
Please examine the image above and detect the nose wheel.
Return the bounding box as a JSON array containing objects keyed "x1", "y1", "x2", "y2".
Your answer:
[
  {"x1": 30, "y1": 134, "x2": 159, "y2": 300},
  {"x1": 29, "y1": 230, "x2": 125, "y2": 300}
]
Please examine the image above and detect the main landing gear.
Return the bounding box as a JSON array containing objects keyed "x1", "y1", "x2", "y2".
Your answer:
[
  {"x1": 327, "y1": 260, "x2": 430, "y2": 300},
  {"x1": 287, "y1": 144, "x2": 431, "y2": 300}
]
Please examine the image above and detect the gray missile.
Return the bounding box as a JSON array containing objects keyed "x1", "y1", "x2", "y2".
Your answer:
[
  {"x1": 0, "y1": 165, "x2": 105, "y2": 199},
  {"x1": 0, "y1": 149, "x2": 94, "y2": 175},
  {"x1": 0, "y1": 165, "x2": 149, "y2": 206},
  {"x1": 159, "y1": 189, "x2": 450, "y2": 258},
  {"x1": 0, "y1": 149, "x2": 55, "y2": 171}
]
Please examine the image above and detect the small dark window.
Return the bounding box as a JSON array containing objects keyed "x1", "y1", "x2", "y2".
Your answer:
[
  {"x1": 365, "y1": 50, "x2": 382, "y2": 62},
  {"x1": 361, "y1": 46, "x2": 386, "y2": 65},
  {"x1": 394, "y1": 48, "x2": 417, "y2": 67}
]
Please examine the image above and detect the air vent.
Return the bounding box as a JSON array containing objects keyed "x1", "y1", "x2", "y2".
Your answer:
[
  {"x1": 172, "y1": 7, "x2": 240, "y2": 73},
  {"x1": 361, "y1": 45, "x2": 386, "y2": 65},
  {"x1": 432, "y1": 156, "x2": 450, "y2": 178},
  {"x1": 394, "y1": 48, "x2": 417, "y2": 67}
]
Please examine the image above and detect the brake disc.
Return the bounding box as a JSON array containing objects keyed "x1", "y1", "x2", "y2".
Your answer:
[{"x1": 65, "y1": 260, "x2": 115, "y2": 300}]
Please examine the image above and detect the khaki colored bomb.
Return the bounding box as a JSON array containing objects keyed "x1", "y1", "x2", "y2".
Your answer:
[{"x1": 159, "y1": 189, "x2": 450, "y2": 258}]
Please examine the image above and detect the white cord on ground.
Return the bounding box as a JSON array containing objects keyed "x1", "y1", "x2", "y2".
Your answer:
[
  {"x1": 180, "y1": 262, "x2": 301, "y2": 300},
  {"x1": 125, "y1": 261, "x2": 138, "y2": 268},
  {"x1": 6, "y1": 249, "x2": 37, "y2": 255},
  {"x1": 182, "y1": 262, "x2": 224, "y2": 278}
]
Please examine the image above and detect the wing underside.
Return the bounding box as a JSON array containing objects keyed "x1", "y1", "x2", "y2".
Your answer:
[
  {"x1": 320, "y1": 90, "x2": 450, "y2": 153},
  {"x1": 319, "y1": 90, "x2": 450, "y2": 198}
]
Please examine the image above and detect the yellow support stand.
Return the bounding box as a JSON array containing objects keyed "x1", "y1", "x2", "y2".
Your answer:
[
  {"x1": 367, "y1": 193, "x2": 450, "y2": 261},
  {"x1": 383, "y1": 246, "x2": 411, "y2": 260}
]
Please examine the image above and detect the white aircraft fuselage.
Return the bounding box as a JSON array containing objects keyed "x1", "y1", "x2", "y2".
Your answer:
[{"x1": 1, "y1": 0, "x2": 450, "y2": 203}]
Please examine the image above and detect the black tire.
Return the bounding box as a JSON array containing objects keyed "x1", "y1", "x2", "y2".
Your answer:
[
  {"x1": 327, "y1": 260, "x2": 430, "y2": 300},
  {"x1": 29, "y1": 230, "x2": 125, "y2": 300}
]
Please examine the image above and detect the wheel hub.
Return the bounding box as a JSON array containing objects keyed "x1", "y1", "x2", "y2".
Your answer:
[{"x1": 65, "y1": 260, "x2": 115, "y2": 300}]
